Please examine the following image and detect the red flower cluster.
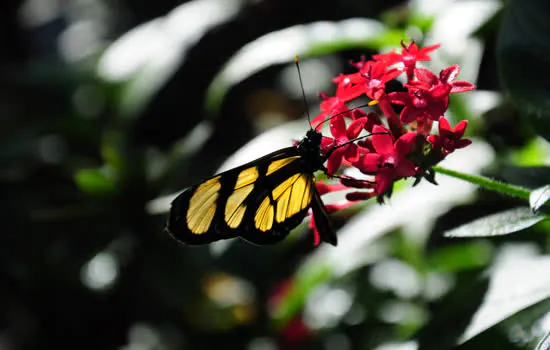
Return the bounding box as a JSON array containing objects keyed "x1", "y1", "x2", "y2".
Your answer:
[{"x1": 308, "y1": 41, "x2": 475, "y2": 245}]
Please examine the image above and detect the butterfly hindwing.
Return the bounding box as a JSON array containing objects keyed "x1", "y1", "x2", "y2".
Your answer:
[{"x1": 167, "y1": 147, "x2": 318, "y2": 245}]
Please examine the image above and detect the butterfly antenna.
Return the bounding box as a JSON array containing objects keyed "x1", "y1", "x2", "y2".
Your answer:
[
  {"x1": 325, "y1": 131, "x2": 388, "y2": 158},
  {"x1": 313, "y1": 99, "x2": 379, "y2": 130},
  {"x1": 295, "y1": 55, "x2": 312, "y2": 129}
]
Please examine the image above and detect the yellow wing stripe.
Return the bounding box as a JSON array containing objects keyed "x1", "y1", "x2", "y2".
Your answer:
[
  {"x1": 272, "y1": 174, "x2": 300, "y2": 199},
  {"x1": 223, "y1": 167, "x2": 259, "y2": 228},
  {"x1": 225, "y1": 184, "x2": 254, "y2": 227},
  {"x1": 187, "y1": 176, "x2": 221, "y2": 234},
  {"x1": 275, "y1": 190, "x2": 291, "y2": 223},
  {"x1": 290, "y1": 174, "x2": 310, "y2": 214},
  {"x1": 255, "y1": 197, "x2": 274, "y2": 231},
  {"x1": 235, "y1": 167, "x2": 259, "y2": 189},
  {"x1": 271, "y1": 173, "x2": 313, "y2": 224},
  {"x1": 266, "y1": 157, "x2": 299, "y2": 175},
  {"x1": 226, "y1": 205, "x2": 247, "y2": 228}
]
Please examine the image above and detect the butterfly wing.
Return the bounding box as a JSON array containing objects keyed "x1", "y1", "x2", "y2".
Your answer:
[
  {"x1": 167, "y1": 147, "x2": 330, "y2": 245},
  {"x1": 310, "y1": 189, "x2": 337, "y2": 246}
]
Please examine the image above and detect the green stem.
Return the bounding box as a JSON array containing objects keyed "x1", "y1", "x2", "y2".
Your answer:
[{"x1": 433, "y1": 166, "x2": 531, "y2": 200}]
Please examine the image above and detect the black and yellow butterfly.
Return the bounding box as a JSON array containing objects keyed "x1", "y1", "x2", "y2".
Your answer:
[{"x1": 167, "y1": 128, "x2": 339, "y2": 246}]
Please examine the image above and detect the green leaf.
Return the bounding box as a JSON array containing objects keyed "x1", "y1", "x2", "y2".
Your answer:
[
  {"x1": 444, "y1": 207, "x2": 547, "y2": 238},
  {"x1": 530, "y1": 185, "x2": 550, "y2": 213},
  {"x1": 74, "y1": 168, "x2": 117, "y2": 196},
  {"x1": 458, "y1": 251, "x2": 550, "y2": 344},
  {"x1": 433, "y1": 166, "x2": 531, "y2": 200},
  {"x1": 501, "y1": 165, "x2": 550, "y2": 189},
  {"x1": 536, "y1": 330, "x2": 550, "y2": 350}
]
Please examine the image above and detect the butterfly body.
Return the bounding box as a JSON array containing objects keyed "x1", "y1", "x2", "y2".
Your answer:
[{"x1": 167, "y1": 129, "x2": 337, "y2": 246}]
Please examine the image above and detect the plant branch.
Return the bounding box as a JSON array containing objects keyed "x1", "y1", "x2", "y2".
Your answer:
[{"x1": 433, "y1": 166, "x2": 531, "y2": 200}]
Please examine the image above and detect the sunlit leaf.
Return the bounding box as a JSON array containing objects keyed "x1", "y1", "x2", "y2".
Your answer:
[
  {"x1": 444, "y1": 207, "x2": 547, "y2": 238},
  {"x1": 460, "y1": 247, "x2": 550, "y2": 343},
  {"x1": 97, "y1": 0, "x2": 244, "y2": 117},
  {"x1": 74, "y1": 168, "x2": 117, "y2": 196},
  {"x1": 530, "y1": 185, "x2": 550, "y2": 213},
  {"x1": 205, "y1": 18, "x2": 402, "y2": 114},
  {"x1": 536, "y1": 329, "x2": 550, "y2": 350}
]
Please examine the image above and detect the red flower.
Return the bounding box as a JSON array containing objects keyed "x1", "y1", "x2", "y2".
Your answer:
[
  {"x1": 310, "y1": 90, "x2": 350, "y2": 129},
  {"x1": 388, "y1": 64, "x2": 475, "y2": 125},
  {"x1": 338, "y1": 60, "x2": 402, "y2": 101},
  {"x1": 346, "y1": 190, "x2": 376, "y2": 201},
  {"x1": 388, "y1": 89, "x2": 449, "y2": 124},
  {"x1": 427, "y1": 117, "x2": 471, "y2": 155},
  {"x1": 315, "y1": 181, "x2": 348, "y2": 195},
  {"x1": 354, "y1": 125, "x2": 417, "y2": 194},
  {"x1": 409, "y1": 65, "x2": 476, "y2": 94},
  {"x1": 374, "y1": 41, "x2": 441, "y2": 80},
  {"x1": 322, "y1": 115, "x2": 368, "y2": 174}
]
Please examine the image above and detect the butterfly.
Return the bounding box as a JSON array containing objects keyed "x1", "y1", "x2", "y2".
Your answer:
[
  {"x1": 167, "y1": 128, "x2": 339, "y2": 246},
  {"x1": 166, "y1": 56, "x2": 377, "y2": 247}
]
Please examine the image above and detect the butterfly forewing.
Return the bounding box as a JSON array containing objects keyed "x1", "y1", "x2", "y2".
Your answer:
[{"x1": 168, "y1": 148, "x2": 318, "y2": 245}]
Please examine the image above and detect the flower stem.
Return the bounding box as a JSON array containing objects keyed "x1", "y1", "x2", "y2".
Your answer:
[{"x1": 433, "y1": 166, "x2": 531, "y2": 200}]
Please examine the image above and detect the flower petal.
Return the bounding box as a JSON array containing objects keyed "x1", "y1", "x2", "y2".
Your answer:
[
  {"x1": 346, "y1": 191, "x2": 375, "y2": 201},
  {"x1": 316, "y1": 182, "x2": 348, "y2": 195},
  {"x1": 395, "y1": 132, "x2": 416, "y2": 155},
  {"x1": 438, "y1": 117, "x2": 452, "y2": 135},
  {"x1": 330, "y1": 115, "x2": 347, "y2": 139},
  {"x1": 321, "y1": 137, "x2": 335, "y2": 154},
  {"x1": 455, "y1": 139, "x2": 472, "y2": 149},
  {"x1": 450, "y1": 81, "x2": 476, "y2": 93},
  {"x1": 355, "y1": 153, "x2": 381, "y2": 173},
  {"x1": 453, "y1": 120, "x2": 468, "y2": 138},
  {"x1": 327, "y1": 148, "x2": 345, "y2": 174},
  {"x1": 383, "y1": 67, "x2": 403, "y2": 82},
  {"x1": 347, "y1": 117, "x2": 367, "y2": 138},
  {"x1": 375, "y1": 168, "x2": 395, "y2": 194},
  {"x1": 400, "y1": 106, "x2": 423, "y2": 124},
  {"x1": 415, "y1": 67, "x2": 437, "y2": 85},
  {"x1": 311, "y1": 113, "x2": 328, "y2": 129},
  {"x1": 426, "y1": 134, "x2": 440, "y2": 148},
  {"x1": 343, "y1": 143, "x2": 360, "y2": 162},
  {"x1": 430, "y1": 83, "x2": 452, "y2": 98},
  {"x1": 387, "y1": 92, "x2": 410, "y2": 105},
  {"x1": 371, "y1": 126, "x2": 394, "y2": 154},
  {"x1": 440, "y1": 64, "x2": 460, "y2": 83},
  {"x1": 395, "y1": 159, "x2": 416, "y2": 177},
  {"x1": 415, "y1": 43, "x2": 441, "y2": 60},
  {"x1": 364, "y1": 112, "x2": 382, "y2": 132}
]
